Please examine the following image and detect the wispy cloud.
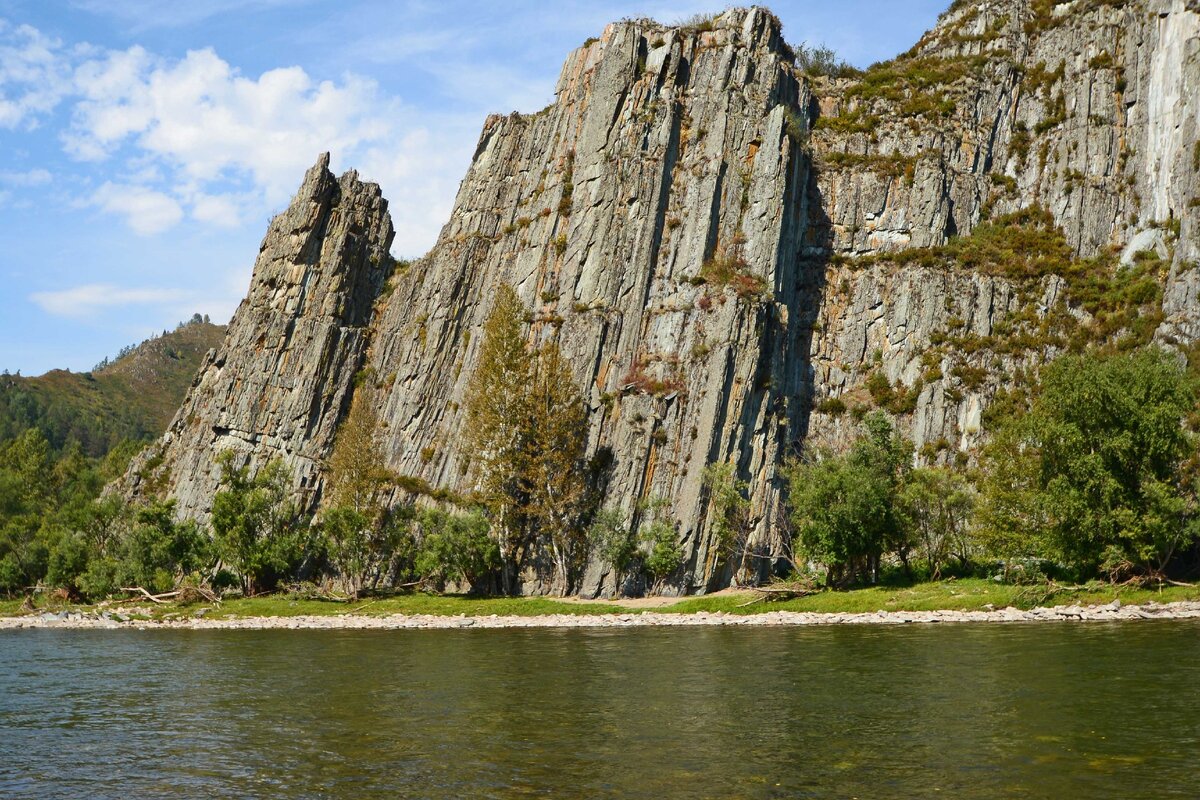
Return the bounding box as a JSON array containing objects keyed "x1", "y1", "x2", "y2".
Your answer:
[
  {"x1": 88, "y1": 182, "x2": 183, "y2": 235},
  {"x1": 67, "y1": 0, "x2": 313, "y2": 32},
  {"x1": 0, "y1": 19, "x2": 73, "y2": 129},
  {"x1": 0, "y1": 167, "x2": 51, "y2": 185},
  {"x1": 31, "y1": 283, "x2": 186, "y2": 317}
]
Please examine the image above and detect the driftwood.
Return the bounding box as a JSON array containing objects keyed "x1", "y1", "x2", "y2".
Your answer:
[
  {"x1": 120, "y1": 587, "x2": 181, "y2": 604},
  {"x1": 118, "y1": 585, "x2": 220, "y2": 605},
  {"x1": 736, "y1": 584, "x2": 819, "y2": 607}
]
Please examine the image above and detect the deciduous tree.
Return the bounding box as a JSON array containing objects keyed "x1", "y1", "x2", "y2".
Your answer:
[
  {"x1": 464, "y1": 285, "x2": 533, "y2": 592},
  {"x1": 978, "y1": 347, "x2": 1199, "y2": 579},
  {"x1": 211, "y1": 452, "x2": 311, "y2": 595},
  {"x1": 786, "y1": 412, "x2": 911, "y2": 585},
  {"x1": 323, "y1": 388, "x2": 413, "y2": 597},
  {"x1": 525, "y1": 343, "x2": 589, "y2": 595}
]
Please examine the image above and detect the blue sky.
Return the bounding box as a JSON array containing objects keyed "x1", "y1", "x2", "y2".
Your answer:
[{"x1": 0, "y1": 0, "x2": 947, "y2": 375}]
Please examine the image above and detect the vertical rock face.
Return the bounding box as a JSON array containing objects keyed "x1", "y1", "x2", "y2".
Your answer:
[
  {"x1": 802, "y1": 0, "x2": 1200, "y2": 461},
  {"x1": 121, "y1": 153, "x2": 395, "y2": 518},
  {"x1": 368, "y1": 9, "x2": 809, "y2": 594},
  {"x1": 810, "y1": 0, "x2": 1199, "y2": 262},
  {"x1": 127, "y1": 1, "x2": 1200, "y2": 594}
]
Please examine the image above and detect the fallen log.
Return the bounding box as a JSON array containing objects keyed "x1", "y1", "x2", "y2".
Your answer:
[
  {"x1": 119, "y1": 587, "x2": 181, "y2": 604},
  {"x1": 736, "y1": 584, "x2": 818, "y2": 607}
]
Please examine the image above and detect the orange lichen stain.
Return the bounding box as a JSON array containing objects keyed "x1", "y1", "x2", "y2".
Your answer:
[
  {"x1": 640, "y1": 438, "x2": 659, "y2": 499},
  {"x1": 596, "y1": 358, "x2": 612, "y2": 390}
]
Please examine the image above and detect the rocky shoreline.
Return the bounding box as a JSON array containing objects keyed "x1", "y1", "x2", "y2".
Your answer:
[{"x1": 4, "y1": 600, "x2": 1200, "y2": 631}]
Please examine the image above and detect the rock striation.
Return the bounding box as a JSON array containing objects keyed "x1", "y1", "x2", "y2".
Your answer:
[
  {"x1": 121, "y1": 154, "x2": 395, "y2": 517},
  {"x1": 123, "y1": 1, "x2": 1200, "y2": 595}
]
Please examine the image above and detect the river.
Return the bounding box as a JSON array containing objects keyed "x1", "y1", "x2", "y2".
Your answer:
[{"x1": 2, "y1": 622, "x2": 1198, "y2": 798}]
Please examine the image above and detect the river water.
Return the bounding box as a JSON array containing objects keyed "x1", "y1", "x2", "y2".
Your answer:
[{"x1": 1, "y1": 622, "x2": 1198, "y2": 798}]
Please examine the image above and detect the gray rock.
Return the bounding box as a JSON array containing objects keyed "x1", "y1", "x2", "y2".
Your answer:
[
  {"x1": 116, "y1": 152, "x2": 395, "y2": 519},
  {"x1": 116, "y1": 2, "x2": 1200, "y2": 596}
]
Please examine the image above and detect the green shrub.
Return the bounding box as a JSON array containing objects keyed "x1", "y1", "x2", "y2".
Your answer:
[
  {"x1": 795, "y1": 43, "x2": 861, "y2": 78},
  {"x1": 414, "y1": 508, "x2": 498, "y2": 592},
  {"x1": 211, "y1": 452, "x2": 314, "y2": 595},
  {"x1": 588, "y1": 508, "x2": 638, "y2": 574},
  {"x1": 977, "y1": 347, "x2": 1199, "y2": 580},
  {"x1": 785, "y1": 412, "x2": 912, "y2": 585},
  {"x1": 816, "y1": 397, "x2": 847, "y2": 416},
  {"x1": 697, "y1": 237, "x2": 770, "y2": 301}
]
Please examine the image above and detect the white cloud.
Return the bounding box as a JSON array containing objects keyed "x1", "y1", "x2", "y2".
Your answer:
[
  {"x1": 89, "y1": 181, "x2": 184, "y2": 235},
  {"x1": 31, "y1": 283, "x2": 186, "y2": 318},
  {"x1": 0, "y1": 20, "x2": 73, "y2": 129},
  {"x1": 190, "y1": 192, "x2": 242, "y2": 227},
  {"x1": 0, "y1": 168, "x2": 51, "y2": 186},
  {"x1": 65, "y1": 47, "x2": 400, "y2": 205},
  {"x1": 52, "y1": 40, "x2": 476, "y2": 251}
]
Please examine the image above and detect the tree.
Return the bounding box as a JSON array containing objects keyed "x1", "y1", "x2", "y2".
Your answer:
[
  {"x1": 702, "y1": 462, "x2": 752, "y2": 575},
  {"x1": 321, "y1": 506, "x2": 415, "y2": 598},
  {"x1": 588, "y1": 508, "x2": 637, "y2": 577},
  {"x1": 638, "y1": 497, "x2": 683, "y2": 591},
  {"x1": 0, "y1": 429, "x2": 55, "y2": 592},
  {"x1": 211, "y1": 452, "x2": 311, "y2": 595},
  {"x1": 898, "y1": 467, "x2": 975, "y2": 579},
  {"x1": 973, "y1": 426, "x2": 1048, "y2": 578},
  {"x1": 113, "y1": 500, "x2": 210, "y2": 595},
  {"x1": 786, "y1": 412, "x2": 911, "y2": 585},
  {"x1": 978, "y1": 347, "x2": 1199, "y2": 579},
  {"x1": 323, "y1": 387, "x2": 412, "y2": 597},
  {"x1": 524, "y1": 343, "x2": 589, "y2": 595},
  {"x1": 464, "y1": 284, "x2": 533, "y2": 593},
  {"x1": 413, "y1": 508, "x2": 499, "y2": 591},
  {"x1": 326, "y1": 387, "x2": 390, "y2": 514}
]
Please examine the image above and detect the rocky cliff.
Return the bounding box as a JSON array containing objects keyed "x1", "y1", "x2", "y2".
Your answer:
[
  {"x1": 123, "y1": 154, "x2": 395, "y2": 516},
  {"x1": 123, "y1": 1, "x2": 1200, "y2": 595}
]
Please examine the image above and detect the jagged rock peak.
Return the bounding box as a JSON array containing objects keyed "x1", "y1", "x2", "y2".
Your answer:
[{"x1": 118, "y1": 151, "x2": 396, "y2": 519}]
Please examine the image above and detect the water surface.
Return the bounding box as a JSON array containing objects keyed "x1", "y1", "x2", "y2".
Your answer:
[{"x1": 2, "y1": 622, "x2": 1198, "y2": 798}]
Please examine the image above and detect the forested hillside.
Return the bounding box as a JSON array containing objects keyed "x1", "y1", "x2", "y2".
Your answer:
[{"x1": 0, "y1": 317, "x2": 225, "y2": 456}]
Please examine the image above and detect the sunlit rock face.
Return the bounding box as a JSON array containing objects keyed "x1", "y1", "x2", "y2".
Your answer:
[
  {"x1": 124, "y1": 1, "x2": 1200, "y2": 595},
  {"x1": 120, "y1": 153, "x2": 395, "y2": 520}
]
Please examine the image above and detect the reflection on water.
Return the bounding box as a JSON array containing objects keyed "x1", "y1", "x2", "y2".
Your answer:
[{"x1": 1, "y1": 622, "x2": 1198, "y2": 798}]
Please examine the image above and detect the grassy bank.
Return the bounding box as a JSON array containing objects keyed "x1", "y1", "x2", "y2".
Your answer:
[
  {"x1": 4, "y1": 579, "x2": 1200, "y2": 621},
  {"x1": 666, "y1": 578, "x2": 1200, "y2": 615},
  {"x1": 1, "y1": 594, "x2": 638, "y2": 620}
]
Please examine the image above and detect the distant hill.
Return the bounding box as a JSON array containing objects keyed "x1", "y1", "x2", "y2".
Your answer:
[{"x1": 0, "y1": 318, "x2": 226, "y2": 456}]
